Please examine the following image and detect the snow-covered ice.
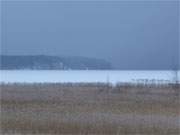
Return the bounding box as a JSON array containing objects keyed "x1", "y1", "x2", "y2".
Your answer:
[{"x1": 0, "y1": 70, "x2": 179, "y2": 84}]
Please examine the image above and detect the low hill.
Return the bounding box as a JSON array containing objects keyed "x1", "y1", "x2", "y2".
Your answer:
[{"x1": 0, "y1": 55, "x2": 112, "y2": 70}]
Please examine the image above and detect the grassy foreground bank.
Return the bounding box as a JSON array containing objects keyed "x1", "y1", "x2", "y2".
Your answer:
[{"x1": 0, "y1": 83, "x2": 179, "y2": 134}]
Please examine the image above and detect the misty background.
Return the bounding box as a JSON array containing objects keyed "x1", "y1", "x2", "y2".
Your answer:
[{"x1": 1, "y1": 1, "x2": 179, "y2": 69}]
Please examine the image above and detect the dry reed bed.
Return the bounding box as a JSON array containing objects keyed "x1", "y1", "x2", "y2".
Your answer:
[{"x1": 0, "y1": 83, "x2": 180, "y2": 134}]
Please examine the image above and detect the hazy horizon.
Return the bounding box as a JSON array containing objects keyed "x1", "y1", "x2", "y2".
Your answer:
[{"x1": 1, "y1": 1, "x2": 179, "y2": 69}]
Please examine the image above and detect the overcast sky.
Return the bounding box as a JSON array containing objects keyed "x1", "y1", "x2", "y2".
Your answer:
[{"x1": 1, "y1": 1, "x2": 179, "y2": 69}]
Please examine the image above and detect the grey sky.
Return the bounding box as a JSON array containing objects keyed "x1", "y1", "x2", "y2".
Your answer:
[{"x1": 1, "y1": 1, "x2": 179, "y2": 69}]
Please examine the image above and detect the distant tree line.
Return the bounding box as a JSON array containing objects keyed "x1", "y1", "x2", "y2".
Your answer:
[{"x1": 0, "y1": 55, "x2": 112, "y2": 70}]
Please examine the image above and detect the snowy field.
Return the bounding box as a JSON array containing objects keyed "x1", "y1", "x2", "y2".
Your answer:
[{"x1": 0, "y1": 70, "x2": 179, "y2": 84}]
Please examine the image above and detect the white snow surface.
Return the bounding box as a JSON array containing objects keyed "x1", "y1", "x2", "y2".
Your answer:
[{"x1": 0, "y1": 70, "x2": 179, "y2": 84}]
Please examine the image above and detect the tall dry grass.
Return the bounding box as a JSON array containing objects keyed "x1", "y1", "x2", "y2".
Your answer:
[{"x1": 0, "y1": 83, "x2": 179, "y2": 134}]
